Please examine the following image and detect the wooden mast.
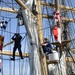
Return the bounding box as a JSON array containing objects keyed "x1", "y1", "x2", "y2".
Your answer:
[
  {"x1": 36, "y1": 0, "x2": 48, "y2": 75},
  {"x1": 55, "y1": 0, "x2": 59, "y2": 10},
  {"x1": 36, "y1": 0, "x2": 43, "y2": 44}
]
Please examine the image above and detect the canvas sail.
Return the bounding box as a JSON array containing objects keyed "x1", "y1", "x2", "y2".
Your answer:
[
  {"x1": 48, "y1": 53, "x2": 66, "y2": 75},
  {"x1": 18, "y1": 0, "x2": 42, "y2": 75}
]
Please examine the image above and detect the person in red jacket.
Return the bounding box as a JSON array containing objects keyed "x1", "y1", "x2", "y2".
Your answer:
[{"x1": 52, "y1": 25, "x2": 58, "y2": 41}]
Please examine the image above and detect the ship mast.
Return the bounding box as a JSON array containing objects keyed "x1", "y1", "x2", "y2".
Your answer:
[
  {"x1": 36, "y1": 0, "x2": 60, "y2": 75},
  {"x1": 36, "y1": 0, "x2": 48, "y2": 75}
]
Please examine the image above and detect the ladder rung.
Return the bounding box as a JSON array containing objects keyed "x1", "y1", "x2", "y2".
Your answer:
[{"x1": 0, "y1": 51, "x2": 29, "y2": 57}]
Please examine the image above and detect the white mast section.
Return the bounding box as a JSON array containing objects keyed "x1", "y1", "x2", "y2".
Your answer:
[{"x1": 18, "y1": 0, "x2": 42, "y2": 75}]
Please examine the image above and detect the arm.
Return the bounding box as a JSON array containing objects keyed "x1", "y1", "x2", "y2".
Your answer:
[
  {"x1": 48, "y1": 42, "x2": 52, "y2": 49},
  {"x1": 19, "y1": 35, "x2": 22, "y2": 40},
  {"x1": 12, "y1": 34, "x2": 16, "y2": 40},
  {"x1": 41, "y1": 43, "x2": 48, "y2": 46}
]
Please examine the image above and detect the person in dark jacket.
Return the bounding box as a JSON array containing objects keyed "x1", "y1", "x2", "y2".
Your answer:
[
  {"x1": 11, "y1": 33, "x2": 23, "y2": 61},
  {"x1": 41, "y1": 38, "x2": 53, "y2": 55}
]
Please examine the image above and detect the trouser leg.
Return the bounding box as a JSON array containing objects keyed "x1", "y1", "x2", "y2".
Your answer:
[
  {"x1": 18, "y1": 46, "x2": 23, "y2": 58},
  {"x1": 42, "y1": 46, "x2": 52, "y2": 53},
  {"x1": 42, "y1": 46, "x2": 47, "y2": 53},
  {"x1": 47, "y1": 47, "x2": 53, "y2": 53},
  {"x1": 13, "y1": 46, "x2": 17, "y2": 59}
]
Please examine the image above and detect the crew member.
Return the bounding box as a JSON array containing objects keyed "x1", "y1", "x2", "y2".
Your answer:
[
  {"x1": 11, "y1": 33, "x2": 23, "y2": 60},
  {"x1": 41, "y1": 38, "x2": 53, "y2": 55}
]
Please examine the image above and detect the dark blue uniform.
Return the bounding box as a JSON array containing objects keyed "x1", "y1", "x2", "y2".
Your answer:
[
  {"x1": 42, "y1": 41, "x2": 53, "y2": 54},
  {"x1": 11, "y1": 33, "x2": 23, "y2": 60}
]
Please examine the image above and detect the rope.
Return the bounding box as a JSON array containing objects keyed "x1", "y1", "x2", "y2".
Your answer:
[
  {"x1": 16, "y1": 20, "x2": 20, "y2": 33},
  {"x1": 12, "y1": 0, "x2": 14, "y2": 9},
  {"x1": 9, "y1": 18, "x2": 11, "y2": 75},
  {"x1": 21, "y1": 37, "x2": 27, "y2": 75},
  {"x1": 67, "y1": 0, "x2": 75, "y2": 48},
  {"x1": 21, "y1": 33, "x2": 27, "y2": 42},
  {"x1": 21, "y1": 36, "x2": 29, "y2": 75},
  {"x1": 1, "y1": 0, "x2": 19, "y2": 13},
  {"x1": 19, "y1": 59, "x2": 20, "y2": 75},
  {"x1": 62, "y1": 0, "x2": 75, "y2": 74},
  {"x1": 0, "y1": 18, "x2": 5, "y2": 75},
  {"x1": 42, "y1": 0, "x2": 53, "y2": 42},
  {"x1": 13, "y1": 61, "x2": 15, "y2": 75},
  {"x1": 0, "y1": 29, "x2": 26, "y2": 34}
]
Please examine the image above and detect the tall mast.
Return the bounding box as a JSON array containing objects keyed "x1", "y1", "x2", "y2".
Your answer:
[
  {"x1": 55, "y1": 0, "x2": 59, "y2": 11},
  {"x1": 36, "y1": 0, "x2": 43, "y2": 44},
  {"x1": 36, "y1": 0, "x2": 48, "y2": 75}
]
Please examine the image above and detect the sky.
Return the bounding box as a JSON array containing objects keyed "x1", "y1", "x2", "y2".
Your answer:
[
  {"x1": 0, "y1": 0, "x2": 75, "y2": 75},
  {"x1": 0, "y1": 0, "x2": 30, "y2": 75}
]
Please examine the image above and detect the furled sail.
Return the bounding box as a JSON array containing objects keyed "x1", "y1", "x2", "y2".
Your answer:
[
  {"x1": 48, "y1": 53, "x2": 66, "y2": 75},
  {"x1": 17, "y1": 0, "x2": 42, "y2": 75}
]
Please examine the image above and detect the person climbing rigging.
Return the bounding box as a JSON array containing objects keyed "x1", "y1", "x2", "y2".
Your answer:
[
  {"x1": 10, "y1": 33, "x2": 23, "y2": 61},
  {"x1": 41, "y1": 38, "x2": 53, "y2": 55}
]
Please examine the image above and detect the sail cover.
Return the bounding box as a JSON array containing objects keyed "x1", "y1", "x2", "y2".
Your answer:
[
  {"x1": 19, "y1": 0, "x2": 42, "y2": 75},
  {"x1": 48, "y1": 53, "x2": 66, "y2": 75}
]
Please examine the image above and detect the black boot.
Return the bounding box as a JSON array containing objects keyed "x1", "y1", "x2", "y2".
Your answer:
[
  {"x1": 10, "y1": 58, "x2": 15, "y2": 61},
  {"x1": 21, "y1": 57, "x2": 23, "y2": 59}
]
